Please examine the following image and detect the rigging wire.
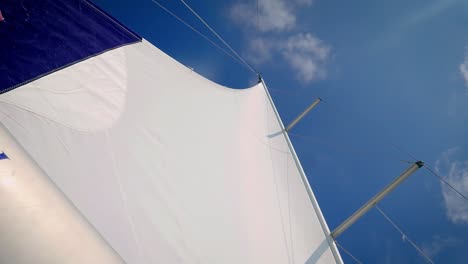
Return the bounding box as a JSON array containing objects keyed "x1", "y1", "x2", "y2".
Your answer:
[
  {"x1": 157, "y1": 0, "x2": 420, "y2": 177},
  {"x1": 150, "y1": 0, "x2": 246, "y2": 68},
  {"x1": 82, "y1": 0, "x2": 141, "y2": 41},
  {"x1": 370, "y1": 136, "x2": 468, "y2": 204},
  {"x1": 375, "y1": 206, "x2": 434, "y2": 264},
  {"x1": 178, "y1": 0, "x2": 258, "y2": 75},
  {"x1": 387, "y1": 141, "x2": 418, "y2": 162},
  {"x1": 288, "y1": 132, "x2": 396, "y2": 161},
  {"x1": 269, "y1": 85, "x2": 458, "y2": 263},
  {"x1": 423, "y1": 164, "x2": 468, "y2": 202},
  {"x1": 268, "y1": 87, "x2": 318, "y2": 97},
  {"x1": 99, "y1": 1, "x2": 465, "y2": 262},
  {"x1": 267, "y1": 88, "x2": 419, "y2": 164},
  {"x1": 335, "y1": 242, "x2": 363, "y2": 264},
  {"x1": 153, "y1": 3, "x2": 463, "y2": 262},
  {"x1": 323, "y1": 100, "x2": 418, "y2": 161}
]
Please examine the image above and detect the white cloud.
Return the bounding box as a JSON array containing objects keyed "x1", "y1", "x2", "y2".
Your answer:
[
  {"x1": 435, "y1": 147, "x2": 468, "y2": 223},
  {"x1": 245, "y1": 33, "x2": 330, "y2": 83},
  {"x1": 281, "y1": 33, "x2": 329, "y2": 82},
  {"x1": 230, "y1": 0, "x2": 315, "y2": 33},
  {"x1": 246, "y1": 37, "x2": 274, "y2": 64},
  {"x1": 230, "y1": 0, "x2": 296, "y2": 32},
  {"x1": 230, "y1": 0, "x2": 330, "y2": 84},
  {"x1": 283, "y1": 33, "x2": 329, "y2": 61},
  {"x1": 283, "y1": 52, "x2": 321, "y2": 82},
  {"x1": 459, "y1": 53, "x2": 468, "y2": 88},
  {"x1": 293, "y1": 0, "x2": 314, "y2": 5}
]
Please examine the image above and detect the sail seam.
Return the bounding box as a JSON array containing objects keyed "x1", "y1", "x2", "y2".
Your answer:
[
  {"x1": 105, "y1": 131, "x2": 147, "y2": 264},
  {"x1": 265, "y1": 94, "x2": 293, "y2": 264},
  {"x1": 0, "y1": 101, "x2": 104, "y2": 134},
  {"x1": 286, "y1": 155, "x2": 296, "y2": 264},
  {"x1": 0, "y1": 41, "x2": 141, "y2": 96}
]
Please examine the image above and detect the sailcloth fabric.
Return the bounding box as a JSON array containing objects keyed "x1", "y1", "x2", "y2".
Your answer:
[
  {"x1": 0, "y1": 1, "x2": 342, "y2": 263},
  {"x1": 0, "y1": 39, "x2": 341, "y2": 263}
]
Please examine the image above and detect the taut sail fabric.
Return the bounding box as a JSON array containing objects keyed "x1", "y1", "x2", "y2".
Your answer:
[
  {"x1": 0, "y1": 0, "x2": 342, "y2": 263},
  {"x1": 0, "y1": 123, "x2": 124, "y2": 263},
  {"x1": 0, "y1": 39, "x2": 341, "y2": 263}
]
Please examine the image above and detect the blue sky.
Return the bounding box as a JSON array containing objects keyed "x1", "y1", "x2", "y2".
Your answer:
[{"x1": 94, "y1": 0, "x2": 468, "y2": 262}]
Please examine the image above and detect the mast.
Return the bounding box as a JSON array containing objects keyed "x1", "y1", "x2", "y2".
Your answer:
[{"x1": 260, "y1": 77, "x2": 344, "y2": 264}]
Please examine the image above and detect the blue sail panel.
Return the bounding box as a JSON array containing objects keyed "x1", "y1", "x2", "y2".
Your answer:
[
  {"x1": 0, "y1": 0, "x2": 141, "y2": 93},
  {"x1": 0, "y1": 152, "x2": 8, "y2": 160}
]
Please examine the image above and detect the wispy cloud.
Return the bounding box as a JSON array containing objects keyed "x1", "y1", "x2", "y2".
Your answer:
[
  {"x1": 371, "y1": 0, "x2": 463, "y2": 52},
  {"x1": 281, "y1": 33, "x2": 329, "y2": 82},
  {"x1": 229, "y1": 0, "x2": 330, "y2": 83},
  {"x1": 459, "y1": 51, "x2": 468, "y2": 89},
  {"x1": 435, "y1": 147, "x2": 468, "y2": 223},
  {"x1": 401, "y1": 0, "x2": 461, "y2": 28},
  {"x1": 421, "y1": 235, "x2": 461, "y2": 258},
  {"x1": 246, "y1": 36, "x2": 274, "y2": 64},
  {"x1": 230, "y1": 0, "x2": 314, "y2": 33},
  {"x1": 230, "y1": 0, "x2": 296, "y2": 32}
]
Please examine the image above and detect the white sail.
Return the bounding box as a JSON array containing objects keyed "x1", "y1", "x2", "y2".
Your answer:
[
  {"x1": 0, "y1": 0, "x2": 342, "y2": 263},
  {"x1": 0, "y1": 39, "x2": 341, "y2": 263},
  {"x1": 0, "y1": 123, "x2": 124, "y2": 263}
]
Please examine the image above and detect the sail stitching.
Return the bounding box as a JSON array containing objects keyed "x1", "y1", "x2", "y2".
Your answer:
[
  {"x1": 265, "y1": 92, "x2": 293, "y2": 264},
  {"x1": 286, "y1": 155, "x2": 296, "y2": 263},
  {"x1": 0, "y1": 101, "x2": 105, "y2": 134},
  {"x1": 105, "y1": 131, "x2": 147, "y2": 264},
  {"x1": 0, "y1": 41, "x2": 140, "y2": 96}
]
